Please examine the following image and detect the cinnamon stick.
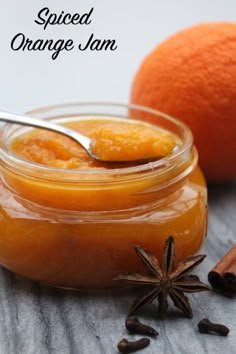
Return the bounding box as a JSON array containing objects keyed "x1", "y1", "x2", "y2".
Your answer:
[{"x1": 208, "y1": 245, "x2": 236, "y2": 297}]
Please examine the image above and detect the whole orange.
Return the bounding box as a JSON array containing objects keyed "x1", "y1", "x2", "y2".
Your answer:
[{"x1": 130, "y1": 22, "x2": 236, "y2": 182}]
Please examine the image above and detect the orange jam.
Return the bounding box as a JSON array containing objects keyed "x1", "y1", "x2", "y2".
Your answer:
[
  {"x1": 11, "y1": 118, "x2": 177, "y2": 167},
  {"x1": 0, "y1": 104, "x2": 207, "y2": 290}
]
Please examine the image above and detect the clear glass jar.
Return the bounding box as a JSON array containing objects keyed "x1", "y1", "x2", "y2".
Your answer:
[{"x1": 0, "y1": 103, "x2": 207, "y2": 290}]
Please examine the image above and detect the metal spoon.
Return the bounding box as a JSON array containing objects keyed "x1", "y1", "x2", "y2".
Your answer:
[{"x1": 0, "y1": 110, "x2": 176, "y2": 163}]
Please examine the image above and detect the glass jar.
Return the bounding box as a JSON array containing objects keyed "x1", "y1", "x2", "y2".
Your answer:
[{"x1": 0, "y1": 103, "x2": 207, "y2": 290}]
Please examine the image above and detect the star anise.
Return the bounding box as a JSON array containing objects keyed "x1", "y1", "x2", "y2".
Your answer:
[{"x1": 114, "y1": 236, "x2": 210, "y2": 318}]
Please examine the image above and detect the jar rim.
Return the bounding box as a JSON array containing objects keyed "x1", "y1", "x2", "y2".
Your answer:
[{"x1": 0, "y1": 102, "x2": 194, "y2": 182}]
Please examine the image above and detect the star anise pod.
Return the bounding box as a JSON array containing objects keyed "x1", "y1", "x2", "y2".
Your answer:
[{"x1": 114, "y1": 236, "x2": 210, "y2": 318}]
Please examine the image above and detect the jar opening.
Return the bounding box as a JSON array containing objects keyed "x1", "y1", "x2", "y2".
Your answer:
[{"x1": 0, "y1": 102, "x2": 194, "y2": 184}]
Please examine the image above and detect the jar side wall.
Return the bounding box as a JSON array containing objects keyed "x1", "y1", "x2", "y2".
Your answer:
[
  {"x1": 0, "y1": 166, "x2": 207, "y2": 289},
  {"x1": 0, "y1": 145, "x2": 198, "y2": 212}
]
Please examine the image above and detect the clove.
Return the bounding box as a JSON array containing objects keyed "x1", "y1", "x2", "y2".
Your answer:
[
  {"x1": 117, "y1": 338, "x2": 150, "y2": 353},
  {"x1": 125, "y1": 317, "x2": 158, "y2": 337},
  {"x1": 198, "y1": 318, "x2": 230, "y2": 336}
]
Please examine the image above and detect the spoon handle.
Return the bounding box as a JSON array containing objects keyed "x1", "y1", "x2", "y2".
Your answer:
[
  {"x1": 0, "y1": 110, "x2": 91, "y2": 150},
  {"x1": 0, "y1": 110, "x2": 72, "y2": 135}
]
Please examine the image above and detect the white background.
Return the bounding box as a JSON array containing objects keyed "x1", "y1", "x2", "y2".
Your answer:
[{"x1": 0, "y1": 0, "x2": 235, "y2": 113}]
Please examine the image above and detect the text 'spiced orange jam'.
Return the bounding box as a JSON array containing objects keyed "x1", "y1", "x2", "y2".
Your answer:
[{"x1": 0, "y1": 116, "x2": 207, "y2": 289}]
